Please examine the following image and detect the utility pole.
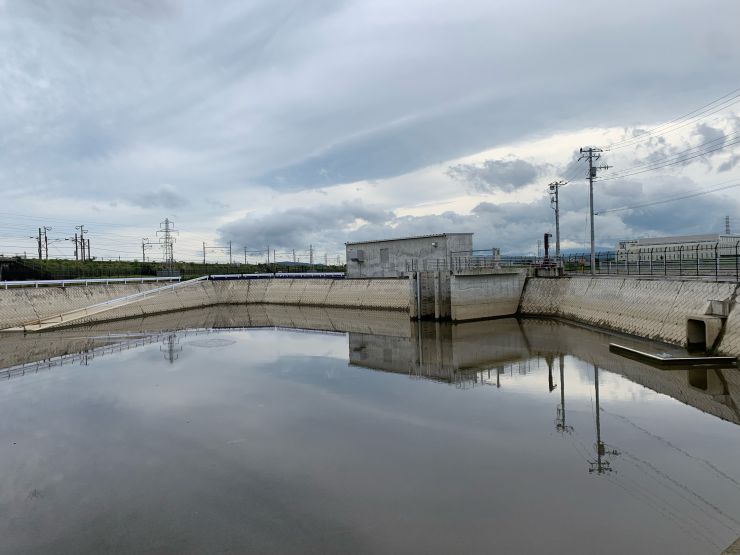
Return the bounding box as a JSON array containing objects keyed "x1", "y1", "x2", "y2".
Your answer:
[
  {"x1": 292, "y1": 249, "x2": 296, "y2": 263},
  {"x1": 244, "y1": 246, "x2": 247, "y2": 265},
  {"x1": 87, "y1": 238, "x2": 91, "y2": 260},
  {"x1": 228, "y1": 241, "x2": 232, "y2": 265},
  {"x1": 142, "y1": 238, "x2": 154, "y2": 262},
  {"x1": 203, "y1": 242, "x2": 206, "y2": 264},
  {"x1": 42, "y1": 227, "x2": 51, "y2": 260},
  {"x1": 578, "y1": 148, "x2": 609, "y2": 275},
  {"x1": 548, "y1": 181, "x2": 565, "y2": 258},
  {"x1": 266, "y1": 246, "x2": 270, "y2": 264},
  {"x1": 74, "y1": 233, "x2": 78, "y2": 260},
  {"x1": 36, "y1": 228, "x2": 42, "y2": 260},
  {"x1": 309, "y1": 244, "x2": 314, "y2": 266},
  {"x1": 75, "y1": 225, "x2": 87, "y2": 261}
]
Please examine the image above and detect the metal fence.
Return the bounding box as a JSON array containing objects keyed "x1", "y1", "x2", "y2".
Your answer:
[
  {"x1": 563, "y1": 241, "x2": 740, "y2": 280},
  {"x1": 404, "y1": 255, "x2": 555, "y2": 272},
  {"x1": 1, "y1": 276, "x2": 180, "y2": 289}
]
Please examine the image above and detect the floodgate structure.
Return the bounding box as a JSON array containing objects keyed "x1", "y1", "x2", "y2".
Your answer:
[{"x1": 4, "y1": 232, "x2": 740, "y2": 358}]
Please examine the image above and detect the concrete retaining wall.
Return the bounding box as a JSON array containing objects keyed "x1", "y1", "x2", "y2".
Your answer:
[
  {"x1": 520, "y1": 276, "x2": 737, "y2": 348},
  {"x1": 450, "y1": 270, "x2": 527, "y2": 321},
  {"x1": 0, "y1": 284, "x2": 162, "y2": 330},
  {"x1": 0, "y1": 278, "x2": 414, "y2": 330}
]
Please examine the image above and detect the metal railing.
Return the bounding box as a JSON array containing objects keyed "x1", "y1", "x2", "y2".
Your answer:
[
  {"x1": 404, "y1": 255, "x2": 557, "y2": 272},
  {"x1": 563, "y1": 241, "x2": 740, "y2": 281},
  {"x1": 1, "y1": 276, "x2": 181, "y2": 289},
  {"x1": 207, "y1": 272, "x2": 345, "y2": 280}
]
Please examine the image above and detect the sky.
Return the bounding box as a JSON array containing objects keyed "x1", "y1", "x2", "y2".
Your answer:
[{"x1": 1, "y1": 0, "x2": 740, "y2": 263}]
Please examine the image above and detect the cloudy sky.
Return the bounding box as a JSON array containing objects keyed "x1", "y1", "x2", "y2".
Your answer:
[{"x1": 1, "y1": 0, "x2": 740, "y2": 263}]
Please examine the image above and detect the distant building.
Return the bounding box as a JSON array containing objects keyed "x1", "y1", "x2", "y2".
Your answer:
[
  {"x1": 345, "y1": 233, "x2": 473, "y2": 278},
  {"x1": 616, "y1": 233, "x2": 740, "y2": 261}
]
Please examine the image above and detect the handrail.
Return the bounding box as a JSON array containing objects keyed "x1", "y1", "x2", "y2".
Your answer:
[
  {"x1": 7, "y1": 276, "x2": 209, "y2": 331},
  {"x1": 207, "y1": 272, "x2": 345, "y2": 280},
  {"x1": 1, "y1": 276, "x2": 181, "y2": 289},
  {"x1": 72, "y1": 276, "x2": 208, "y2": 312}
]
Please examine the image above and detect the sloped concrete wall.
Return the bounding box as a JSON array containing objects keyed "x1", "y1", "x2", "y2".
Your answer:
[
  {"x1": 0, "y1": 278, "x2": 414, "y2": 330},
  {"x1": 715, "y1": 300, "x2": 740, "y2": 356},
  {"x1": 0, "y1": 284, "x2": 161, "y2": 330},
  {"x1": 450, "y1": 270, "x2": 527, "y2": 321},
  {"x1": 520, "y1": 276, "x2": 737, "y2": 347}
]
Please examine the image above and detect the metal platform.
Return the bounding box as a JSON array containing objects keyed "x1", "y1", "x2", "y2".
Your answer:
[{"x1": 609, "y1": 343, "x2": 737, "y2": 369}]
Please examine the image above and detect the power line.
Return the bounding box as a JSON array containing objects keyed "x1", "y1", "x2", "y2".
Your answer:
[
  {"x1": 0, "y1": 210, "x2": 148, "y2": 228},
  {"x1": 604, "y1": 85, "x2": 740, "y2": 151},
  {"x1": 595, "y1": 181, "x2": 740, "y2": 215},
  {"x1": 597, "y1": 135, "x2": 740, "y2": 181}
]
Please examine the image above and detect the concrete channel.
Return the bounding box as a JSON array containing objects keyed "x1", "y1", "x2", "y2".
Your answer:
[{"x1": 4, "y1": 272, "x2": 740, "y2": 359}]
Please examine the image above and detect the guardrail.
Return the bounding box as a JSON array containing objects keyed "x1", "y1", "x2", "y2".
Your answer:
[
  {"x1": 207, "y1": 272, "x2": 345, "y2": 280},
  {"x1": 563, "y1": 243, "x2": 740, "y2": 281},
  {"x1": 404, "y1": 256, "x2": 558, "y2": 272},
  {"x1": 1, "y1": 276, "x2": 181, "y2": 289}
]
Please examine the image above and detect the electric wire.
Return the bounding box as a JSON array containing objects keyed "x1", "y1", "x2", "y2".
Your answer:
[
  {"x1": 598, "y1": 136, "x2": 740, "y2": 182},
  {"x1": 595, "y1": 180, "x2": 740, "y2": 215},
  {"x1": 604, "y1": 86, "x2": 740, "y2": 151},
  {"x1": 599, "y1": 130, "x2": 740, "y2": 181}
]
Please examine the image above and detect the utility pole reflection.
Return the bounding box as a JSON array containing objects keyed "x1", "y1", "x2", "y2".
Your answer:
[
  {"x1": 555, "y1": 354, "x2": 573, "y2": 434},
  {"x1": 589, "y1": 365, "x2": 619, "y2": 474}
]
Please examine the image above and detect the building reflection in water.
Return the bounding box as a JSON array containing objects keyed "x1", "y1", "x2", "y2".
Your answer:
[{"x1": 348, "y1": 317, "x2": 740, "y2": 476}]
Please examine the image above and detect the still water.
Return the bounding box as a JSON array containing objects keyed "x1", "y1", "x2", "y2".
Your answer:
[{"x1": 0, "y1": 307, "x2": 739, "y2": 554}]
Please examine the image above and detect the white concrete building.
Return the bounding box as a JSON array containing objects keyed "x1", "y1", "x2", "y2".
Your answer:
[
  {"x1": 616, "y1": 233, "x2": 740, "y2": 261},
  {"x1": 345, "y1": 233, "x2": 473, "y2": 278}
]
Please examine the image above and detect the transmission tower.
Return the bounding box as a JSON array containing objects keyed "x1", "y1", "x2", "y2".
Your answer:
[{"x1": 156, "y1": 218, "x2": 178, "y2": 275}]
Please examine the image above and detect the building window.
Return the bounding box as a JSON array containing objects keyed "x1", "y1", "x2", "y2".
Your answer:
[{"x1": 380, "y1": 248, "x2": 389, "y2": 266}]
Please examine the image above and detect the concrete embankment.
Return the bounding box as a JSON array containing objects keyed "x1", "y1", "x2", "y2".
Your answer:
[
  {"x1": 0, "y1": 283, "x2": 162, "y2": 330},
  {"x1": 520, "y1": 276, "x2": 740, "y2": 355},
  {"x1": 0, "y1": 278, "x2": 414, "y2": 331}
]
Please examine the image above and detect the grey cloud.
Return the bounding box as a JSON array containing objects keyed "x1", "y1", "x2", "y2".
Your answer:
[
  {"x1": 127, "y1": 186, "x2": 189, "y2": 209},
  {"x1": 1, "y1": 0, "x2": 739, "y2": 252},
  {"x1": 719, "y1": 154, "x2": 740, "y2": 172},
  {"x1": 446, "y1": 158, "x2": 545, "y2": 193},
  {"x1": 2, "y1": 0, "x2": 738, "y2": 201},
  {"x1": 231, "y1": 175, "x2": 740, "y2": 255},
  {"x1": 219, "y1": 200, "x2": 392, "y2": 250},
  {"x1": 694, "y1": 123, "x2": 726, "y2": 147}
]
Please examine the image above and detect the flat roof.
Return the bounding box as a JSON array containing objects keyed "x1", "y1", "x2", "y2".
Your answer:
[
  {"x1": 633, "y1": 233, "x2": 740, "y2": 246},
  {"x1": 346, "y1": 233, "x2": 473, "y2": 246}
]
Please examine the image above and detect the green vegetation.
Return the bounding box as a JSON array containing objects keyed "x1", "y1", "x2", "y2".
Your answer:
[{"x1": 0, "y1": 257, "x2": 345, "y2": 281}]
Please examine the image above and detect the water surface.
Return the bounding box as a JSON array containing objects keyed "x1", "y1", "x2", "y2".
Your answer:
[{"x1": 0, "y1": 309, "x2": 739, "y2": 554}]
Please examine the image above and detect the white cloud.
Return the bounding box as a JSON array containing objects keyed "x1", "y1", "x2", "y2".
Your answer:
[{"x1": 1, "y1": 0, "x2": 740, "y2": 260}]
